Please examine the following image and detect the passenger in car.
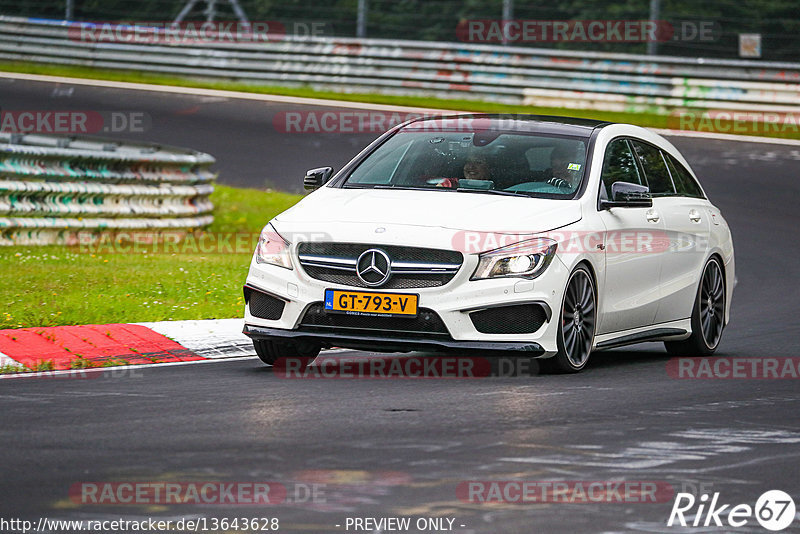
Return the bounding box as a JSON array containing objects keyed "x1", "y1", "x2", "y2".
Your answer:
[
  {"x1": 428, "y1": 152, "x2": 494, "y2": 188},
  {"x1": 462, "y1": 153, "x2": 492, "y2": 181}
]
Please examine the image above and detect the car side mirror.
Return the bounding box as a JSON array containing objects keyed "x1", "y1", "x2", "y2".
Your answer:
[
  {"x1": 601, "y1": 181, "x2": 653, "y2": 209},
  {"x1": 304, "y1": 167, "x2": 333, "y2": 191}
]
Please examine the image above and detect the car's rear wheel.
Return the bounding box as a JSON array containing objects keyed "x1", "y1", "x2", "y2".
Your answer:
[
  {"x1": 253, "y1": 338, "x2": 321, "y2": 368},
  {"x1": 665, "y1": 257, "x2": 725, "y2": 356},
  {"x1": 541, "y1": 266, "x2": 596, "y2": 373}
]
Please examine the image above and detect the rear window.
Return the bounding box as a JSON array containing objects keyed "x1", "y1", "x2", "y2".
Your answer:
[{"x1": 665, "y1": 153, "x2": 705, "y2": 198}]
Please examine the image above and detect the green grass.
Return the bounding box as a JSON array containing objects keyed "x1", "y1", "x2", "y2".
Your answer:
[
  {"x1": 0, "y1": 185, "x2": 303, "y2": 329},
  {"x1": 206, "y1": 184, "x2": 302, "y2": 234},
  {"x1": 0, "y1": 362, "x2": 29, "y2": 374},
  {"x1": 0, "y1": 356, "x2": 120, "y2": 373},
  {"x1": 69, "y1": 356, "x2": 96, "y2": 369}
]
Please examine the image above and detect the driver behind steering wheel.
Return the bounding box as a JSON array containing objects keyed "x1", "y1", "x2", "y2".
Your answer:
[{"x1": 545, "y1": 146, "x2": 580, "y2": 190}]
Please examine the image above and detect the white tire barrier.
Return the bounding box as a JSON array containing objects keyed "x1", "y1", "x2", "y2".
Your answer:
[{"x1": 0, "y1": 131, "x2": 216, "y2": 245}]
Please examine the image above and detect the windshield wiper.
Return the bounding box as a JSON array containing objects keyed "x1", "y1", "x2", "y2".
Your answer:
[
  {"x1": 372, "y1": 185, "x2": 448, "y2": 192},
  {"x1": 355, "y1": 185, "x2": 529, "y2": 196},
  {"x1": 455, "y1": 188, "x2": 529, "y2": 197}
]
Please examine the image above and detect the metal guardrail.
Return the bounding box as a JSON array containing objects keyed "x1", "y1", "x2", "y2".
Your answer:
[
  {"x1": 1, "y1": 17, "x2": 800, "y2": 114},
  {"x1": 0, "y1": 131, "x2": 215, "y2": 245}
]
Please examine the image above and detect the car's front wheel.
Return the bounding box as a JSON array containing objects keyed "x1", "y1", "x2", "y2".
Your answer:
[
  {"x1": 541, "y1": 265, "x2": 597, "y2": 373},
  {"x1": 253, "y1": 338, "x2": 321, "y2": 368},
  {"x1": 665, "y1": 257, "x2": 725, "y2": 356}
]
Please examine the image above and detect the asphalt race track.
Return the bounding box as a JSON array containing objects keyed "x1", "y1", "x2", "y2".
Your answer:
[{"x1": 2, "y1": 77, "x2": 800, "y2": 533}]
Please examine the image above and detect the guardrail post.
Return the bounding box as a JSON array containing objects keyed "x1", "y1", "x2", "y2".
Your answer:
[
  {"x1": 357, "y1": 0, "x2": 367, "y2": 38},
  {"x1": 502, "y1": 0, "x2": 513, "y2": 46},
  {"x1": 647, "y1": 0, "x2": 661, "y2": 56}
]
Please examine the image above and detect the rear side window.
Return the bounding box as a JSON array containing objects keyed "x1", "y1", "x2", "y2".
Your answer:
[
  {"x1": 630, "y1": 140, "x2": 676, "y2": 196},
  {"x1": 600, "y1": 139, "x2": 642, "y2": 199},
  {"x1": 664, "y1": 153, "x2": 705, "y2": 198}
]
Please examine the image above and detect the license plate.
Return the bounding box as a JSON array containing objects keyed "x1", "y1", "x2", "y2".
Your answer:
[{"x1": 324, "y1": 289, "x2": 418, "y2": 317}]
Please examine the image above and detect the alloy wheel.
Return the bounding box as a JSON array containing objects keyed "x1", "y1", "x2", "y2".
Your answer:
[
  {"x1": 700, "y1": 259, "x2": 725, "y2": 349},
  {"x1": 561, "y1": 269, "x2": 596, "y2": 368}
]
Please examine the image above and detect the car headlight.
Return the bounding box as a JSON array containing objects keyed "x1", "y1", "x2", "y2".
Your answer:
[
  {"x1": 255, "y1": 223, "x2": 292, "y2": 269},
  {"x1": 471, "y1": 238, "x2": 557, "y2": 280}
]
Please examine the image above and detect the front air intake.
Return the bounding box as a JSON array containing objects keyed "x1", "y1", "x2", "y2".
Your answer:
[
  {"x1": 245, "y1": 286, "x2": 286, "y2": 320},
  {"x1": 469, "y1": 304, "x2": 549, "y2": 334}
]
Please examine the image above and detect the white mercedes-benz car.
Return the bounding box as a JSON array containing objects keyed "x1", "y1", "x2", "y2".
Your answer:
[{"x1": 243, "y1": 115, "x2": 734, "y2": 372}]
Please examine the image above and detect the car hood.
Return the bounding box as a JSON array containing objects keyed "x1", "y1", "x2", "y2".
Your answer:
[{"x1": 275, "y1": 187, "x2": 582, "y2": 234}]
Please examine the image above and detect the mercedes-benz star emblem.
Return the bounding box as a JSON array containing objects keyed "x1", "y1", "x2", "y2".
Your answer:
[{"x1": 356, "y1": 249, "x2": 391, "y2": 287}]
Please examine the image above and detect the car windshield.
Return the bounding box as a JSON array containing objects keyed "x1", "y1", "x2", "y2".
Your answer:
[{"x1": 343, "y1": 128, "x2": 589, "y2": 198}]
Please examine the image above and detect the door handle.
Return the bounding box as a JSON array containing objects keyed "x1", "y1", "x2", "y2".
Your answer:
[
  {"x1": 646, "y1": 210, "x2": 660, "y2": 223},
  {"x1": 689, "y1": 209, "x2": 701, "y2": 223}
]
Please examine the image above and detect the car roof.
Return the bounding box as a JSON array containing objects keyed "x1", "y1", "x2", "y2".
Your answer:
[{"x1": 403, "y1": 113, "x2": 611, "y2": 138}]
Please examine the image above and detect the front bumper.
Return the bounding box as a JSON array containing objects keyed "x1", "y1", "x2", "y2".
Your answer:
[
  {"x1": 243, "y1": 324, "x2": 544, "y2": 354},
  {"x1": 243, "y1": 246, "x2": 569, "y2": 356}
]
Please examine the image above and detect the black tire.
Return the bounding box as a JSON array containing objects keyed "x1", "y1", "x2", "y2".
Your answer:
[
  {"x1": 540, "y1": 266, "x2": 597, "y2": 374},
  {"x1": 665, "y1": 257, "x2": 725, "y2": 356},
  {"x1": 253, "y1": 338, "x2": 320, "y2": 368}
]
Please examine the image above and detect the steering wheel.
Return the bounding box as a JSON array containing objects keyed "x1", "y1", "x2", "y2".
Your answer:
[
  {"x1": 426, "y1": 177, "x2": 459, "y2": 188},
  {"x1": 546, "y1": 177, "x2": 572, "y2": 191}
]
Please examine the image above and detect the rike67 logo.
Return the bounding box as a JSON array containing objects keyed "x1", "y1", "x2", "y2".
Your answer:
[{"x1": 668, "y1": 490, "x2": 796, "y2": 531}]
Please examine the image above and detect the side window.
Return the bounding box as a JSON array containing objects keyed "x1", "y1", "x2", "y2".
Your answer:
[
  {"x1": 348, "y1": 137, "x2": 412, "y2": 185},
  {"x1": 664, "y1": 153, "x2": 705, "y2": 198},
  {"x1": 600, "y1": 139, "x2": 642, "y2": 199},
  {"x1": 630, "y1": 140, "x2": 676, "y2": 196}
]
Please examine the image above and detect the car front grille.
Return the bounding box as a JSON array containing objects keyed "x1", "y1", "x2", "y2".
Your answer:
[
  {"x1": 298, "y1": 303, "x2": 450, "y2": 338},
  {"x1": 297, "y1": 242, "x2": 463, "y2": 289}
]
